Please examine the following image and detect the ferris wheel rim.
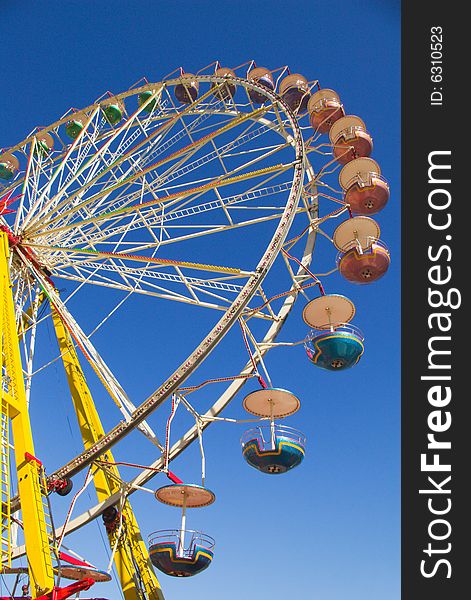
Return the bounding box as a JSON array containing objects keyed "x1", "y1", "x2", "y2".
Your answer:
[
  {"x1": 8, "y1": 73, "x2": 312, "y2": 519},
  {"x1": 1, "y1": 74, "x2": 301, "y2": 161},
  {"x1": 11, "y1": 163, "x2": 319, "y2": 556}
]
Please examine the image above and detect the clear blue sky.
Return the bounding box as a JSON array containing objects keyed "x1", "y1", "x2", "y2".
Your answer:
[{"x1": 1, "y1": 1, "x2": 400, "y2": 599}]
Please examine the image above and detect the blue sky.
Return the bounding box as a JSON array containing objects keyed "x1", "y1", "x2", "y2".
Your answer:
[{"x1": 1, "y1": 1, "x2": 400, "y2": 599}]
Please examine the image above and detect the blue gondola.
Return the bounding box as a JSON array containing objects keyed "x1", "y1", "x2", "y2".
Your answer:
[
  {"x1": 149, "y1": 530, "x2": 214, "y2": 577},
  {"x1": 305, "y1": 324, "x2": 364, "y2": 370},
  {"x1": 241, "y1": 424, "x2": 305, "y2": 474}
]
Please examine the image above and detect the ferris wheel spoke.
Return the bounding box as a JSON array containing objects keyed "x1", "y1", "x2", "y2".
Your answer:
[
  {"x1": 56, "y1": 180, "x2": 294, "y2": 250},
  {"x1": 18, "y1": 115, "x2": 111, "y2": 231},
  {"x1": 22, "y1": 102, "x2": 174, "y2": 229},
  {"x1": 154, "y1": 205, "x2": 307, "y2": 248},
  {"x1": 51, "y1": 267, "x2": 260, "y2": 316},
  {"x1": 25, "y1": 105, "x2": 274, "y2": 240},
  {"x1": 49, "y1": 139, "x2": 297, "y2": 249},
  {"x1": 135, "y1": 99, "x2": 229, "y2": 168},
  {"x1": 23, "y1": 113, "x2": 287, "y2": 251},
  {"x1": 18, "y1": 285, "x2": 43, "y2": 405},
  {"x1": 40, "y1": 125, "x2": 266, "y2": 238},
  {"x1": 69, "y1": 113, "x2": 280, "y2": 231},
  {"x1": 28, "y1": 253, "x2": 260, "y2": 316},
  {"x1": 42, "y1": 249, "x2": 281, "y2": 320},
  {"x1": 26, "y1": 242, "x2": 253, "y2": 273},
  {"x1": 98, "y1": 116, "x2": 290, "y2": 213},
  {"x1": 109, "y1": 99, "x2": 232, "y2": 190},
  {"x1": 12, "y1": 149, "x2": 36, "y2": 233},
  {"x1": 27, "y1": 158, "x2": 294, "y2": 250},
  {"x1": 28, "y1": 202, "x2": 294, "y2": 261},
  {"x1": 18, "y1": 142, "x2": 47, "y2": 231},
  {"x1": 54, "y1": 259, "x2": 277, "y2": 321},
  {"x1": 19, "y1": 109, "x2": 103, "y2": 232}
]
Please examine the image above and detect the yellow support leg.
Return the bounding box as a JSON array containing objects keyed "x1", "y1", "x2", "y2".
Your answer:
[
  {"x1": 0, "y1": 232, "x2": 55, "y2": 597},
  {"x1": 50, "y1": 306, "x2": 164, "y2": 600}
]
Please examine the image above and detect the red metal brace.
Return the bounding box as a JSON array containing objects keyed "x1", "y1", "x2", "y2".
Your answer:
[
  {"x1": 166, "y1": 470, "x2": 183, "y2": 484},
  {"x1": 0, "y1": 189, "x2": 21, "y2": 216},
  {"x1": 40, "y1": 577, "x2": 95, "y2": 600},
  {"x1": 0, "y1": 578, "x2": 95, "y2": 600}
]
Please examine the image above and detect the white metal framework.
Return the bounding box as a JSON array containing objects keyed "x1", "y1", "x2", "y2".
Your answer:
[{"x1": 1, "y1": 65, "x2": 359, "y2": 594}]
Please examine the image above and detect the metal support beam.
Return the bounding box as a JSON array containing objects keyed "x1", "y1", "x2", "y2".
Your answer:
[
  {"x1": 50, "y1": 305, "x2": 164, "y2": 600},
  {"x1": 0, "y1": 231, "x2": 55, "y2": 597}
]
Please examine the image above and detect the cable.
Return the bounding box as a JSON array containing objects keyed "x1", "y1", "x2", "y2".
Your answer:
[
  {"x1": 238, "y1": 318, "x2": 266, "y2": 388},
  {"x1": 281, "y1": 249, "x2": 325, "y2": 294}
]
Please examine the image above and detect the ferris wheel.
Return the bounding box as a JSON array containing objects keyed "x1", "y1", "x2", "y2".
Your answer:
[{"x1": 0, "y1": 61, "x2": 391, "y2": 599}]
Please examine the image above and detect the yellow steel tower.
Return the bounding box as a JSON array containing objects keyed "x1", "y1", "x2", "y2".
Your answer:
[
  {"x1": 50, "y1": 305, "x2": 164, "y2": 600},
  {"x1": 0, "y1": 231, "x2": 55, "y2": 597},
  {"x1": 1, "y1": 228, "x2": 163, "y2": 598}
]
